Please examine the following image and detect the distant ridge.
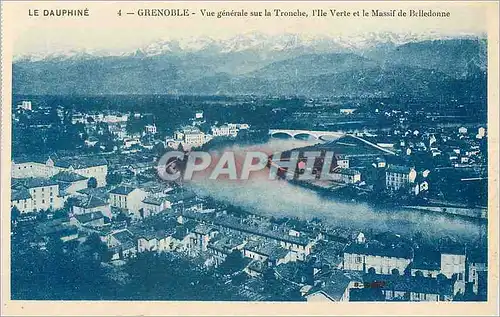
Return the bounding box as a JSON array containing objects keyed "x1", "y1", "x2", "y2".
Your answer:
[{"x1": 13, "y1": 34, "x2": 486, "y2": 99}]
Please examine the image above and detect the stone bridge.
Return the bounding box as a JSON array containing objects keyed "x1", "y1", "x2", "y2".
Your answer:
[
  {"x1": 269, "y1": 129, "x2": 345, "y2": 141},
  {"x1": 269, "y1": 129, "x2": 396, "y2": 155}
]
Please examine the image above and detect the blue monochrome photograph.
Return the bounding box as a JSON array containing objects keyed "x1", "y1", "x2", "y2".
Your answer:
[{"x1": 7, "y1": 2, "x2": 491, "y2": 304}]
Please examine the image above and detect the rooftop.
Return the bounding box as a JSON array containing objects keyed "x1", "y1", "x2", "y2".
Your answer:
[
  {"x1": 246, "y1": 260, "x2": 266, "y2": 274},
  {"x1": 11, "y1": 188, "x2": 32, "y2": 201},
  {"x1": 54, "y1": 157, "x2": 108, "y2": 169},
  {"x1": 12, "y1": 154, "x2": 52, "y2": 164},
  {"x1": 171, "y1": 225, "x2": 190, "y2": 240},
  {"x1": 208, "y1": 235, "x2": 245, "y2": 254},
  {"x1": 110, "y1": 185, "x2": 137, "y2": 195},
  {"x1": 112, "y1": 229, "x2": 135, "y2": 243},
  {"x1": 412, "y1": 249, "x2": 441, "y2": 271},
  {"x1": 244, "y1": 240, "x2": 290, "y2": 260},
  {"x1": 181, "y1": 211, "x2": 311, "y2": 246},
  {"x1": 363, "y1": 273, "x2": 453, "y2": 296},
  {"x1": 14, "y1": 177, "x2": 58, "y2": 189},
  {"x1": 130, "y1": 162, "x2": 152, "y2": 169},
  {"x1": 121, "y1": 240, "x2": 137, "y2": 251},
  {"x1": 73, "y1": 195, "x2": 108, "y2": 209},
  {"x1": 344, "y1": 241, "x2": 414, "y2": 259},
  {"x1": 142, "y1": 195, "x2": 169, "y2": 206},
  {"x1": 74, "y1": 211, "x2": 105, "y2": 224},
  {"x1": 77, "y1": 187, "x2": 111, "y2": 202},
  {"x1": 193, "y1": 224, "x2": 217, "y2": 236},
  {"x1": 307, "y1": 270, "x2": 357, "y2": 301},
  {"x1": 386, "y1": 165, "x2": 414, "y2": 174},
  {"x1": 333, "y1": 168, "x2": 361, "y2": 176},
  {"x1": 52, "y1": 171, "x2": 88, "y2": 182}
]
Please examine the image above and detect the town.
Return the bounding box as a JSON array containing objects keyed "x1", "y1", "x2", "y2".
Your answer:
[{"x1": 11, "y1": 95, "x2": 487, "y2": 301}]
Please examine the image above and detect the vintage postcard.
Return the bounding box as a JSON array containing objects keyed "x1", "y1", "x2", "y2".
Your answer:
[{"x1": 1, "y1": 0, "x2": 499, "y2": 316}]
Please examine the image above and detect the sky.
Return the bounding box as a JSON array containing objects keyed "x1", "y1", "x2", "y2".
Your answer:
[{"x1": 3, "y1": 1, "x2": 491, "y2": 56}]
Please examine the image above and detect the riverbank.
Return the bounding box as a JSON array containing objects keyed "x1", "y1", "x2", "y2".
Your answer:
[
  {"x1": 402, "y1": 205, "x2": 487, "y2": 220},
  {"x1": 288, "y1": 179, "x2": 488, "y2": 221}
]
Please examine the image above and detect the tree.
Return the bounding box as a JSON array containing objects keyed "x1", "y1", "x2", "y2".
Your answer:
[
  {"x1": 83, "y1": 233, "x2": 111, "y2": 262},
  {"x1": 53, "y1": 209, "x2": 68, "y2": 219},
  {"x1": 11, "y1": 206, "x2": 20, "y2": 224},
  {"x1": 37, "y1": 209, "x2": 49, "y2": 220},
  {"x1": 64, "y1": 196, "x2": 79, "y2": 212},
  {"x1": 263, "y1": 267, "x2": 276, "y2": 282},
  {"x1": 11, "y1": 230, "x2": 115, "y2": 300},
  {"x1": 177, "y1": 142, "x2": 185, "y2": 152},
  {"x1": 217, "y1": 250, "x2": 246, "y2": 275},
  {"x1": 106, "y1": 172, "x2": 122, "y2": 186},
  {"x1": 87, "y1": 177, "x2": 98, "y2": 188},
  {"x1": 115, "y1": 210, "x2": 131, "y2": 225},
  {"x1": 152, "y1": 142, "x2": 166, "y2": 156}
]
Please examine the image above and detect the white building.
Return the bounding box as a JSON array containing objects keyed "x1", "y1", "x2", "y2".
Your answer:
[
  {"x1": 144, "y1": 124, "x2": 157, "y2": 135},
  {"x1": 385, "y1": 165, "x2": 417, "y2": 192},
  {"x1": 137, "y1": 233, "x2": 159, "y2": 253},
  {"x1": 172, "y1": 126, "x2": 211, "y2": 149},
  {"x1": 306, "y1": 272, "x2": 360, "y2": 302},
  {"x1": 343, "y1": 241, "x2": 413, "y2": 275},
  {"x1": 71, "y1": 113, "x2": 86, "y2": 124},
  {"x1": 236, "y1": 123, "x2": 250, "y2": 130},
  {"x1": 11, "y1": 178, "x2": 63, "y2": 213},
  {"x1": 410, "y1": 246, "x2": 467, "y2": 295},
  {"x1": 106, "y1": 229, "x2": 135, "y2": 250},
  {"x1": 476, "y1": 127, "x2": 486, "y2": 139},
  {"x1": 339, "y1": 108, "x2": 356, "y2": 115},
  {"x1": 109, "y1": 185, "x2": 148, "y2": 219},
  {"x1": 11, "y1": 188, "x2": 33, "y2": 214},
  {"x1": 141, "y1": 196, "x2": 172, "y2": 218},
  {"x1": 51, "y1": 171, "x2": 88, "y2": 195},
  {"x1": 330, "y1": 168, "x2": 361, "y2": 184},
  {"x1": 108, "y1": 123, "x2": 128, "y2": 139},
  {"x1": 335, "y1": 155, "x2": 350, "y2": 169},
  {"x1": 72, "y1": 195, "x2": 112, "y2": 219},
  {"x1": 17, "y1": 100, "x2": 32, "y2": 111},
  {"x1": 372, "y1": 157, "x2": 387, "y2": 168},
  {"x1": 12, "y1": 156, "x2": 108, "y2": 188},
  {"x1": 242, "y1": 240, "x2": 293, "y2": 267},
  {"x1": 211, "y1": 125, "x2": 231, "y2": 137},
  {"x1": 123, "y1": 137, "x2": 140, "y2": 148},
  {"x1": 440, "y1": 247, "x2": 466, "y2": 294},
  {"x1": 55, "y1": 157, "x2": 108, "y2": 187},
  {"x1": 467, "y1": 250, "x2": 487, "y2": 295},
  {"x1": 102, "y1": 114, "x2": 128, "y2": 123},
  {"x1": 211, "y1": 124, "x2": 240, "y2": 137}
]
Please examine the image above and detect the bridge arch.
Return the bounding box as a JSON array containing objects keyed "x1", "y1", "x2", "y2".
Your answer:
[
  {"x1": 270, "y1": 132, "x2": 293, "y2": 139},
  {"x1": 318, "y1": 135, "x2": 337, "y2": 142},
  {"x1": 269, "y1": 129, "x2": 345, "y2": 142},
  {"x1": 294, "y1": 133, "x2": 318, "y2": 140}
]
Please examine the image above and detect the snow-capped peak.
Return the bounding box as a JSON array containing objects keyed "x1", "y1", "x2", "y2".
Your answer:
[{"x1": 13, "y1": 31, "x2": 485, "y2": 62}]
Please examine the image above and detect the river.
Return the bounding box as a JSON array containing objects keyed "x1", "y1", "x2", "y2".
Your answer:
[{"x1": 184, "y1": 137, "x2": 487, "y2": 248}]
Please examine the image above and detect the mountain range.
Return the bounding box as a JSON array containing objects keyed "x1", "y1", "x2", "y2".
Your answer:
[{"x1": 12, "y1": 33, "x2": 487, "y2": 98}]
